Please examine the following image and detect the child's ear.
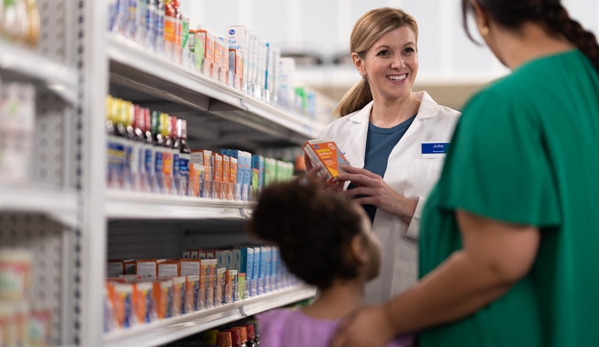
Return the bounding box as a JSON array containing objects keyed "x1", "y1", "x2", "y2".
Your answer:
[{"x1": 349, "y1": 234, "x2": 369, "y2": 265}]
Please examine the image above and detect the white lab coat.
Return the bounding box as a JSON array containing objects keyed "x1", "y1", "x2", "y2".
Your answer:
[{"x1": 319, "y1": 91, "x2": 460, "y2": 304}]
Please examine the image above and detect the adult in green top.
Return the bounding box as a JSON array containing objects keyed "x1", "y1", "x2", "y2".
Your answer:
[{"x1": 329, "y1": 1, "x2": 599, "y2": 347}]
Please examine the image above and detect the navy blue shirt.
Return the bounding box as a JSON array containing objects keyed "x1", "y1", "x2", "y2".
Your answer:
[{"x1": 348, "y1": 115, "x2": 416, "y2": 223}]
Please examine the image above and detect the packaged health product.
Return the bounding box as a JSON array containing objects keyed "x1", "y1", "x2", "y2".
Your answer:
[
  {"x1": 240, "y1": 247, "x2": 254, "y2": 281},
  {"x1": 216, "y1": 267, "x2": 226, "y2": 303},
  {"x1": 277, "y1": 57, "x2": 296, "y2": 109},
  {"x1": 222, "y1": 155, "x2": 231, "y2": 200},
  {"x1": 132, "y1": 281, "x2": 154, "y2": 324},
  {"x1": 182, "y1": 250, "x2": 190, "y2": 258},
  {"x1": 251, "y1": 155, "x2": 264, "y2": 193},
  {"x1": 109, "y1": 283, "x2": 135, "y2": 328},
  {"x1": 264, "y1": 157, "x2": 276, "y2": 187},
  {"x1": 196, "y1": 30, "x2": 215, "y2": 77},
  {"x1": 186, "y1": 275, "x2": 200, "y2": 311},
  {"x1": 303, "y1": 140, "x2": 351, "y2": 184},
  {"x1": 179, "y1": 259, "x2": 200, "y2": 276},
  {"x1": 107, "y1": 259, "x2": 136, "y2": 277},
  {"x1": 213, "y1": 153, "x2": 223, "y2": 199},
  {"x1": 152, "y1": 278, "x2": 173, "y2": 318},
  {"x1": 237, "y1": 273, "x2": 246, "y2": 300},
  {"x1": 0, "y1": 249, "x2": 32, "y2": 301},
  {"x1": 230, "y1": 157, "x2": 239, "y2": 200},
  {"x1": 135, "y1": 259, "x2": 165, "y2": 278},
  {"x1": 0, "y1": 83, "x2": 35, "y2": 182},
  {"x1": 29, "y1": 308, "x2": 53, "y2": 346},
  {"x1": 232, "y1": 249, "x2": 241, "y2": 272},
  {"x1": 227, "y1": 25, "x2": 249, "y2": 92},
  {"x1": 202, "y1": 150, "x2": 213, "y2": 198},
  {"x1": 225, "y1": 270, "x2": 237, "y2": 302},
  {"x1": 171, "y1": 276, "x2": 186, "y2": 315},
  {"x1": 158, "y1": 261, "x2": 180, "y2": 277},
  {"x1": 242, "y1": 151, "x2": 252, "y2": 201},
  {"x1": 216, "y1": 37, "x2": 230, "y2": 85},
  {"x1": 193, "y1": 30, "x2": 205, "y2": 72}
]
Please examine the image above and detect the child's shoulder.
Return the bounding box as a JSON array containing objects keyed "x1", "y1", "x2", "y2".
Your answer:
[{"x1": 256, "y1": 308, "x2": 294, "y2": 325}]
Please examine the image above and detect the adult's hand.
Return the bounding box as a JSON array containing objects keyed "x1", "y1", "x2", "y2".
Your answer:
[
  {"x1": 329, "y1": 305, "x2": 396, "y2": 347},
  {"x1": 339, "y1": 165, "x2": 417, "y2": 224},
  {"x1": 304, "y1": 155, "x2": 345, "y2": 193}
]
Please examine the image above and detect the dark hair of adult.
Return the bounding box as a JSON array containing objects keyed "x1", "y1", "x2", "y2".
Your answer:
[
  {"x1": 462, "y1": 0, "x2": 599, "y2": 72},
  {"x1": 248, "y1": 179, "x2": 363, "y2": 290}
]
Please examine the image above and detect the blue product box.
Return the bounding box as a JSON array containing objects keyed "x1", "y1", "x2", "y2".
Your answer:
[
  {"x1": 252, "y1": 154, "x2": 264, "y2": 191},
  {"x1": 229, "y1": 150, "x2": 245, "y2": 188},
  {"x1": 241, "y1": 247, "x2": 254, "y2": 280},
  {"x1": 260, "y1": 246, "x2": 268, "y2": 279},
  {"x1": 220, "y1": 148, "x2": 230, "y2": 157},
  {"x1": 253, "y1": 247, "x2": 261, "y2": 281},
  {"x1": 233, "y1": 249, "x2": 241, "y2": 272},
  {"x1": 271, "y1": 247, "x2": 278, "y2": 280}
]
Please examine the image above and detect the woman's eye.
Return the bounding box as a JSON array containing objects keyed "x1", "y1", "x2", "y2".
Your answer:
[
  {"x1": 404, "y1": 47, "x2": 415, "y2": 53},
  {"x1": 377, "y1": 50, "x2": 390, "y2": 56}
]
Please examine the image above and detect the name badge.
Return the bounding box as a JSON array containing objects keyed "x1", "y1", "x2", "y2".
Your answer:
[{"x1": 421, "y1": 142, "x2": 449, "y2": 159}]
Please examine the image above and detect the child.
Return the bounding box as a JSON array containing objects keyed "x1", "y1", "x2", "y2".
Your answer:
[{"x1": 249, "y1": 179, "x2": 413, "y2": 347}]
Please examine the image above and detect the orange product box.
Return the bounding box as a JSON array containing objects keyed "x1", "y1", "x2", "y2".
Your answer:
[
  {"x1": 186, "y1": 275, "x2": 200, "y2": 311},
  {"x1": 200, "y1": 259, "x2": 217, "y2": 290},
  {"x1": 131, "y1": 281, "x2": 155, "y2": 324},
  {"x1": 302, "y1": 140, "x2": 351, "y2": 184},
  {"x1": 197, "y1": 30, "x2": 215, "y2": 76},
  {"x1": 222, "y1": 155, "x2": 230, "y2": 184},
  {"x1": 219, "y1": 39, "x2": 229, "y2": 84},
  {"x1": 179, "y1": 259, "x2": 201, "y2": 276},
  {"x1": 172, "y1": 276, "x2": 187, "y2": 316},
  {"x1": 135, "y1": 259, "x2": 166, "y2": 278},
  {"x1": 202, "y1": 150, "x2": 212, "y2": 182},
  {"x1": 153, "y1": 278, "x2": 173, "y2": 319},
  {"x1": 158, "y1": 261, "x2": 180, "y2": 277},
  {"x1": 107, "y1": 282, "x2": 136, "y2": 328},
  {"x1": 107, "y1": 259, "x2": 135, "y2": 277},
  {"x1": 213, "y1": 153, "x2": 223, "y2": 199},
  {"x1": 213, "y1": 37, "x2": 223, "y2": 81}
]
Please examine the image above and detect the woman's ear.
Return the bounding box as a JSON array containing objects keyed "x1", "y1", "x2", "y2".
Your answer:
[
  {"x1": 470, "y1": 0, "x2": 490, "y2": 32},
  {"x1": 352, "y1": 52, "x2": 366, "y2": 78},
  {"x1": 349, "y1": 234, "x2": 369, "y2": 265}
]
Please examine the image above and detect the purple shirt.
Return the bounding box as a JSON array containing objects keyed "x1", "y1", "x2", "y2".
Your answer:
[{"x1": 257, "y1": 309, "x2": 413, "y2": 347}]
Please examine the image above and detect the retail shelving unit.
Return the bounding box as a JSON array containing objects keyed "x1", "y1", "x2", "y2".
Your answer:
[
  {"x1": 0, "y1": 1, "x2": 81, "y2": 346},
  {"x1": 103, "y1": 285, "x2": 316, "y2": 347},
  {"x1": 63, "y1": 1, "x2": 327, "y2": 346}
]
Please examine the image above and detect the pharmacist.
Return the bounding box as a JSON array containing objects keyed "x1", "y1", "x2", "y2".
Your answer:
[{"x1": 307, "y1": 8, "x2": 460, "y2": 304}]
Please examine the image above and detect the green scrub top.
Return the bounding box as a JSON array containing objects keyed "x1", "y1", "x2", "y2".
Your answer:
[{"x1": 419, "y1": 50, "x2": 599, "y2": 347}]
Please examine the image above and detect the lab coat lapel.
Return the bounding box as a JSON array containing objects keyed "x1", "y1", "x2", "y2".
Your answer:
[{"x1": 343, "y1": 102, "x2": 373, "y2": 169}]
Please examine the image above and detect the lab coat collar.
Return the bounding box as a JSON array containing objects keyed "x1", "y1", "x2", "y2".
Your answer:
[
  {"x1": 347, "y1": 91, "x2": 439, "y2": 124},
  {"x1": 345, "y1": 91, "x2": 440, "y2": 169}
]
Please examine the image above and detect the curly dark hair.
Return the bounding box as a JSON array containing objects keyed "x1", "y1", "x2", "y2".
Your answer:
[
  {"x1": 462, "y1": 0, "x2": 599, "y2": 72},
  {"x1": 248, "y1": 179, "x2": 363, "y2": 290}
]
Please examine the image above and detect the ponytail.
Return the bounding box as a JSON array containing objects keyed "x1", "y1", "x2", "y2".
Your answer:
[
  {"x1": 333, "y1": 77, "x2": 373, "y2": 117},
  {"x1": 543, "y1": 4, "x2": 599, "y2": 72}
]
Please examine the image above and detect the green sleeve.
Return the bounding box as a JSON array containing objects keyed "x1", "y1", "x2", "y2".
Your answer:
[{"x1": 436, "y1": 87, "x2": 561, "y2": 227}]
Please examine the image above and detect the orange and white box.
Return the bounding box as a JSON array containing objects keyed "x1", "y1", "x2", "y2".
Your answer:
[
  {"x1": 303, "y1": 140, "x2": 351, "y2": 184},
  {"x1": 213, "y1": 153, "x2": 223, "y2": 199},
  {"x1": 197, "y1": 30, "x2": 215, "y2": 77},
  {"x1": 222, "y1": 155, "x2": 231, "y2": 200},
  {"x1": 172, "y1": 276, "x2": 187, "y2": 316},
  {"x1": 132, "y1": 281, "x2": 155, "y2": 324},
  {"x1": 179, "y1": 259, "x2": 201, "y2": 276},
  {"x1": 107, "y1": 259, "x2": 135, "y2": 277},
  {"x1": 152, "y1": 278, "x2": 173, "y2": 319},
  {"x1": 230, "y1": 157, "x2": 239, "y2": 200},
  {"x1": 158, "y1": 261, "x2": 180, "y2": 277},
  {"x1": 213, "y1": 37, "x2": 223, "y2": 81},
  {"x1": 135, "y1": 259, "x2": 166, "y2": 278}
]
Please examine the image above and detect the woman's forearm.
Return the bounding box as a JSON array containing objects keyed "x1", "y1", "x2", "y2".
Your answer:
[{"x1": 383, "y1": 251, "x2": 514, "y2": 334}]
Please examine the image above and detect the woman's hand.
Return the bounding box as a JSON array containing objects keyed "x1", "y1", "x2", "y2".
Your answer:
[
  {"x1": 339, "y1": 165, "x2": 417, "y2": 224},
  {"x1": 305, "y1": 154, "x2": 345, "y2": 193},
  {"x1": 329, "y1": 305, "x2": 397, "y2": 347}
]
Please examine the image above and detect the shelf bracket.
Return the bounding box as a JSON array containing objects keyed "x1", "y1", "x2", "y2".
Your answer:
[
  {"x1": 239, "y1": 98, "x2": 249, "y2": 111},
  {"x1": 239, "y1": 305, "x2": 248, "y2": 318}
]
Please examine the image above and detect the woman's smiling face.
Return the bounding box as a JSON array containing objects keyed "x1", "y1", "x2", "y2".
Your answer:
[{"x1": 354, "y1": 25, "x2": 419, "y2": 103}]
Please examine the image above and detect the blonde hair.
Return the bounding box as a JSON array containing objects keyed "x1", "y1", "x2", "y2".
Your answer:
[{"x1": 333, "y1": 8, "x2": 419, "y2": 117}]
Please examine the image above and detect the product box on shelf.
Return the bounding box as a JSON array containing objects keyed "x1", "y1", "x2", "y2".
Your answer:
[
  {"x1": 180, "y1": 259, "x2": 201, "y2": 276},
  {"x1": 107, "y1": 259, "x2": 136, "y2": 277},
  {"x1": 171, "y1": 276, "x2": 187, "y2": 316},
  {"x1": 216, "y1": 267, "x2": 226, "y2": 304},
  {"x1": 264, "y1": 157, "x2": 276, "y2": 187},
  {"x1": 251, "y1": 155, "x2": 264, "y2": 193},
  {"x1": 196, "y1": 30, "x2": 215, "y2": 77},
  {"x1": 277, "y1": 57, "x2": 296, "y2": 109},
  {"x1": 227, "y1": 25, "x2": 249, "y2": 92},
  {"x1": 212, "y1": 37, "x2": 223, "y2": 82},
  {"x1": 216, "y1": 37, "x2": 230, "y2": 86},
  {"x1": 158, "y1": 261, "x2": 180, "y2": 277},
  {"x1": 132, "y1": 281, "x2": 155, "y2": 324},
  {"x1": 192, "y1": 30, "x2": 205, "y2": 72},
  {"x1": 225, "y1": 269, "x2": 237, "y2": 303},
  {"x1": 222, "y1": 155, "x2": 231, "y2": 200},
  {"x1": 0, "y1": 82, "x2": 35, "y2": 183},
  {"x1": 107, "y1": 282, "x2": 135, "y2": 329},
  {"x1": 186, "y1": 275, "x2": 201, "y2": 311},
  {"x1": 303, "y1": 140, "x2": 351, "y2": 184},
  {"x1": 135, "y1": 259, "x2": 166, "y2": 278},
  {"x1": 230, "y1": 157, "x2": 239, "y2": 200},
  {"x1": 153, "y1": 278, "x2": 173, "y2": 319},
  {"x1": 213, "y1": 153, "x2": 223, "y2": 199}
]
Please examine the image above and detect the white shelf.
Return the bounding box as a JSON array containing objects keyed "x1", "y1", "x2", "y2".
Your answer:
[
  {"x1": 105, "y1": 189, "x2": 254, "y2": 220},
  {"x1": 0, "y1": 40, "x2": 78, "y2": 104},
  {"x1": 107, "y1": 34, "x2": 324, "y2": 141},
  {"x1": 0, "y1": 183, "x2": 78, "y2": 228},
  {"x1": 103, "y1": 284, "x2": 316, "y2": 347}
]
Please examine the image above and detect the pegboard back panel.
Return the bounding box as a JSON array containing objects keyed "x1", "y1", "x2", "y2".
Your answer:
[
  {"x1": 37, "y1": 0, "x2": 70, "y2": 63},
  {"x1": 33, "y1": 91, "x2": 71, "y2": 186},
  {"x1": 0, "y1": 213, "x2": 73, "y2": 346}
]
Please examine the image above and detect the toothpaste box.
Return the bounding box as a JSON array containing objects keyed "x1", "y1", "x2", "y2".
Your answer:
[
  {"x1": 240, "y1": 247, "x2": 254, "y2": 280},
  {"x1": 251, "y1": 155, "x2": 264, "y2": 192},
  {"x1": 303, "y1": 140, "x2": 351, "y2": 184},
  {"x1": 232, "y1": 249, "x2": 241, "y2": 272}
]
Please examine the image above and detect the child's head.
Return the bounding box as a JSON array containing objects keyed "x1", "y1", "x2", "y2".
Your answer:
[{"x1": 249, "y1": 179, "x2": 381, "y2": 290}]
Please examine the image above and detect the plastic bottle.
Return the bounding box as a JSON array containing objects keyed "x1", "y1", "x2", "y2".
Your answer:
[
  {"x1": 161, "y1": 113, "x2": 174, "y2": 194},
  {"x1": 245, "y1": 324, "x2": 256, "y2": 347},
  {"x1": 163, "y1": 0, "x2": 176, "y2": 60},
  {"x1": 175, "y1": 119, "x2": 190, "y2": 196},
  {"x1": 137, "y1": 108, "x2": 154, "y2": 192},
  {"x1": 169, "y1": 116, "x2": 180, "y2": 195},
  {"x1": 24, "y1": 0, "x2": 40, "y2": 46},
  {"x1": 172, "y1": 0, "x2": 182, "y2": 63},
  {"x1": 151, "y1": 110, "x2": 165, "y2": 193},
  {"x1": 154, "y1": 0, "x2": 164, "y2": 55},
  {"x1": 144, "y1": 0, "x2": 155, "y2": 50},
  {"x1": 132, "y1": 106, "x2": 148, "y2": 191},
  {"x1": 123, "y1": 101, "x2": 138, "y2": 190}
]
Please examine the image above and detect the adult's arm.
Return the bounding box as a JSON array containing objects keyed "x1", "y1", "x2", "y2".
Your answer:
[{"x1": 329, "y1": 210, "x2": 541, "y2": 347}]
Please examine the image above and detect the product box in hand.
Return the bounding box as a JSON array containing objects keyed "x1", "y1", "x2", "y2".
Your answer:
[{"x1": 303, "y1": 140, "x2": 351, "y2": 184}]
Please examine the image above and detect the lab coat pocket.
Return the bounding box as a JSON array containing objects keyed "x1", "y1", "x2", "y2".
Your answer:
[{"x1": 402, "y1": 158, "x2": 444, "y2": 199}]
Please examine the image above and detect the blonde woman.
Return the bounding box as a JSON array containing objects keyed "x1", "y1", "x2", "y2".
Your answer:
[{"x1": 308, "y1": 8, "x2": 460, "y2": 304}]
